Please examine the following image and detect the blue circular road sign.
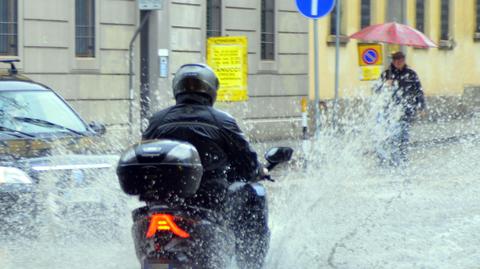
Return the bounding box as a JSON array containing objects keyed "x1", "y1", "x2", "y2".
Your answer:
[
  {"x1": 296, "y1": 0, "x2": 336, "y2": 19},
  {"x1": 362, "y1": 49, "x2": 379, "y2": 65}
]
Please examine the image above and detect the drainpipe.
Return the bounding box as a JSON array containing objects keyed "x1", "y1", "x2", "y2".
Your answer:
[{"x1": 128, "y1": 11, "x2": 152, "y2": 140}]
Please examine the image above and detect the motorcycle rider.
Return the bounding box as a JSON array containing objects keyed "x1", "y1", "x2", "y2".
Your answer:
[{"x1": 142, "y1": 63, "x2": 269, "y2": 269}]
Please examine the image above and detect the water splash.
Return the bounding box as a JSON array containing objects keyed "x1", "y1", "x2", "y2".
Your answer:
[
  {"x1": 265, "y1": 94, "x2": 480, "y2": 268},
  {"x1": 2, "y1": 91, "x2": 480, "y2": 269}
]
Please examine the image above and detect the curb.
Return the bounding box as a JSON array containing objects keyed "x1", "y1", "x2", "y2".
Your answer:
[{"x1": 410, "y1": 133, "x2": 478, "y2": 148}]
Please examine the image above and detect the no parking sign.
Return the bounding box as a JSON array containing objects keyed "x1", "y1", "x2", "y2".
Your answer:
[
  {"x1": 358, "y1": 43, "x2": 383, "y2": 66},
  {"x1": 362, "y1": 49, "x2": 379, "y2": 65},
  {"x1": 357, "y1": 43, "x2": 383, "y2": 81}
]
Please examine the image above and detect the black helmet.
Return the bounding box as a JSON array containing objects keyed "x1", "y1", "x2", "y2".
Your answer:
[{"x1": 172, "y1": 63, "x2": 219, "y2": 104}]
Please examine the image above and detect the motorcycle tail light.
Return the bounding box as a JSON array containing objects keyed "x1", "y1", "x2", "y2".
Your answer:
[{"x1": 146, "y1": 214, "x2": 190, "y2": 239}]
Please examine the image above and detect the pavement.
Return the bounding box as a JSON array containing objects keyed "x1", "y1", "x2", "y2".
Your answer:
[
  {"x1": 3, "y1": 117, "x2": 479, "y2": 269},
  {"x1": 263, "y1": 117, "x2": 480, "y2": 268},
  {"x1": 266, "y1": 139, "x2": 480, "y2": 268},
  {"x1": 410, "y1": 117, "x2": 480, "y2": 146},
  {"x1": 253, "y1": 116, "x2": 480, "y2": 153}
]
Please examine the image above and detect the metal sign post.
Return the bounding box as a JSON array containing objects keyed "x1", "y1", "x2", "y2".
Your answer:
[
  {"x1": 296, "y1": 0, "x2": 336, "y2": 136},
  {"x1": 332, "y1": 0, "x2": 341, "y2": 129},
  {"x1": 313, "y1": 20, "x2": 320, "y2": 133}
]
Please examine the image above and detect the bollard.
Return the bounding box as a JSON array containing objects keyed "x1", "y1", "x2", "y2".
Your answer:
[
  {"x1": 301, "y1": 97, "x2": 309, "y2": 169},
  {"x1": 301, "y1": 97, "x2": 308, "y2": 140}
]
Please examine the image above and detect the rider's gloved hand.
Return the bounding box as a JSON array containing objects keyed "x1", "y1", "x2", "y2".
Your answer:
[
  {"x1": 260, "y1": 167, "x2": 269, "y2": 178},
  {"x1": 256, "y1": 166, "x2": 272, "y2": 181}
]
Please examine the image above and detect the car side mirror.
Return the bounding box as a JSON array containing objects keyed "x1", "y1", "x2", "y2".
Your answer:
[
  {"x1": 265, "y1": 147, "x2": 293, "y2": 166},
  {"x1": 89, "y1": 121, "x2": 106, "y2": 136}
]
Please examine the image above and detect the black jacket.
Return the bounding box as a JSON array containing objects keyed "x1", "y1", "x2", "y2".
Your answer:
[
  {"x1": 142, "y1": 94, "x2": 260, "y2": 184},
  {"x1": 378, "y1": 64, "x2": 426, "y2": 121}
]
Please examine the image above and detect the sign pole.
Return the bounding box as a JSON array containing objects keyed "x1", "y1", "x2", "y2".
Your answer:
[
  {"x1": 295, "y1": 0, "x2": 336, "y2": 136},
  {"x1": 313, "y1": 19, "x2": 320, "y2": 135},
  {"x1": 333, "y1": 0, "x2": 341, "y2": 129}
]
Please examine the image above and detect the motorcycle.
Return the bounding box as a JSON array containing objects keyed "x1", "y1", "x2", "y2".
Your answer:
[{"x1": 117, "y1": 140, "x2": 293, "y2": 269}]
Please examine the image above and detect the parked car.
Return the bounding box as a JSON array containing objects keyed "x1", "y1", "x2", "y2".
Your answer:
[{"x1": 0, "y1": 60, "x2": 119, "y2": 238}]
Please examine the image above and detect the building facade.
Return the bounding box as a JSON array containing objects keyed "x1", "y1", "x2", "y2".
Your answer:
[
  {"x1": 309, "y1": 0, "x2": 480, "y2": 117},
  {"x1": 0, "y1": 0, "x2": 139, "y2": 146},
  {"x1": 144, "y1": 0, "x2": 309, "y2": 141},
  {"x1": 0, "y1": 0, "x2": 310, "y2": 144}
]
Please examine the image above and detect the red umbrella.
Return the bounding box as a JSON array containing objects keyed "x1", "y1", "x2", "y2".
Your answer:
[{"x1": 350, "y1": 22, "x2": 437, "y2": 48}]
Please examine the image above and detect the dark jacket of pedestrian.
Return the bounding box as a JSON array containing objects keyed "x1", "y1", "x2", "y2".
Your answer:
[{"x1": 378, "y1": 63, "x2": 426, "y2": 122}]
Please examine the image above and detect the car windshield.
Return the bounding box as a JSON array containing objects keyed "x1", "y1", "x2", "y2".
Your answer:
[{"x1": 0, "y1": 90, "x2": 88, "y2": 134}]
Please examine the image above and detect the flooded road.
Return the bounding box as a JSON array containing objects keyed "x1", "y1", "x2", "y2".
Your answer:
[
  {"x1": 2, "y1": 126, "x2": 480, "y2": 269},
  {"x1": 267, "y1": 136, "x2": 480, "y2": 269}
]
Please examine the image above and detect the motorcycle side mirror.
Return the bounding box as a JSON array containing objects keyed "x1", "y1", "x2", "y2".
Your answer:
[
  {"x1": 265, "y1": 147, "x2": 293, "y2": 167},
  {"x1": 89, "y1": 121, "x2": 106, "y2": 136}
]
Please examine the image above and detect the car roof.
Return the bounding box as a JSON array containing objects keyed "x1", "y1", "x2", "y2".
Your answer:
[
  {"x1": 0, "y1": 74, "x2": 50, "y2": 92},
  {"x1": 0, "y1": 60, "x2": 52, "y2": 91}
]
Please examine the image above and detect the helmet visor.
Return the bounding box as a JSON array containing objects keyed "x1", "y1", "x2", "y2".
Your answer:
[{"x1": 176, "y1": 77, "x2": 210, "y2": 93}]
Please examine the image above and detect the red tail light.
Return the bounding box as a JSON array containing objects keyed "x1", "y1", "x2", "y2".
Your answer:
[{"x1": 146, "y1": 214, "x2": 190, "y2": 239}]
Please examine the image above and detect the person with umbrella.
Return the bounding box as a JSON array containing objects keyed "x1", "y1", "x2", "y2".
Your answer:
[
  {"x1": 375, "y1": 51, "x2": 426, "y2": 166},
  {"x1": 350, "y1": 22, "x2": 435, "y2": 167}
]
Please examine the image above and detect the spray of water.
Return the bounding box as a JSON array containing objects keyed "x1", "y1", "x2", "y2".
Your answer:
[
  {"x1": 265, "y1": 93, "x2": 480, "y2": 268},
  {"x1": 2, "y1": 90, "x2": 480, "y2": 269}
]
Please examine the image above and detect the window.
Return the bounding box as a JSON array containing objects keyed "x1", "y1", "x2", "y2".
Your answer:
[
  {"x1": 476, "y1": 0, "x2": 480, "y2": 33},
  {"x1": 360, "y1": 0, "x2": 371, "y2": 29},
  {"x1": 0, "y1": 90, "x2": 89, "y2": 133},
  {"x1": 440, "y1": 0, "x2": 450, "y2": 40},
  {"x1": 75, "y1": 0, "x2": 95, "y2": 57},
  {"x1": 0, "y1": 0, "x2": 18, "y2": 56},
  {"x1": 261, "y1": 0, "x2": 275, "y2": 60},
  {"x1": 330, "y1": 1, "x2": 343, "y2": 35},
  {"x1": 206, "y1": 0, "x2": 221, "y2": 38},
  {"x1": 415, "y1": 0, "x2": 426, "y2": 33}
]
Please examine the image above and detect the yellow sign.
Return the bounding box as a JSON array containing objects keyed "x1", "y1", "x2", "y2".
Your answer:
[
  {"x1": 207, "y1": 36, "x2": 248, "y2": 102},
  {"x1": 357, "y1": 43, "x2": 383, "y2": 66},
  {"x1": 360, "y1": 65, "x2": 383, "y2": 81}
]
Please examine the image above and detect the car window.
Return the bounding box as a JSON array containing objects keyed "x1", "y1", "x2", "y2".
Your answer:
[{"x1": 0, "y1": 90, "x2": 88, "y2": 133}]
